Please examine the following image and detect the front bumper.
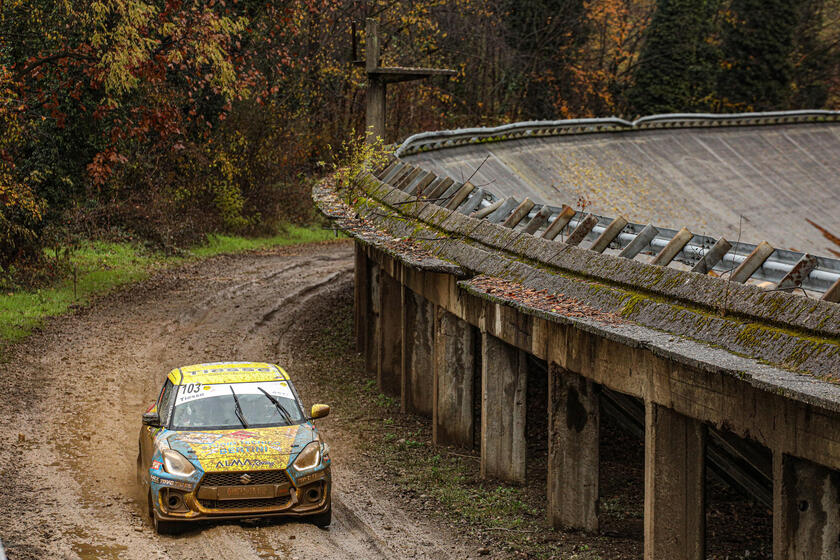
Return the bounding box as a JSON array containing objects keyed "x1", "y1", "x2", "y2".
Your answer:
[{"x1": 151, "y1": 467, "x2": 331, "y2": 523}]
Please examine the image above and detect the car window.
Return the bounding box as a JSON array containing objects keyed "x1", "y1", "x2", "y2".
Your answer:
[
  {"x1": 158, "y1": 380, "x2": 177, "y2": 426},
  {"x1": 170, "y1": 380, "x2": 304, "y2": 430}
]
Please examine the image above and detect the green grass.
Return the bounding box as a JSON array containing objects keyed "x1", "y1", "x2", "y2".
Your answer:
[
  {"x1": 189, "y1": 225, "x2": 338, "y2": 257},
  {"x1": 0, "y1": 225, "x2": 339, "y2": 346}
]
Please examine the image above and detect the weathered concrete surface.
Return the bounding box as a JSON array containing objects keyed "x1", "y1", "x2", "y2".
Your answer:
[
  {"x1": 378, "y1": 271, "x2": 402, "y2": 396},
  {"x1": 366, "y1": 262, "x2": 380, "y2": 375},
  {"x1": 548, "y1": 365, "x2": 599, "y2": 531},
  {"x1": 405, "y1": 123, "x2": 840, "y2": 254},
  {"x1": 774, "y1": 454, "x2": 840, "y2": 559},
  {"x1": 402, "y1": 288, "x2": 435, "y2": 415},
  {"x1": 644, "y1": 403, "x2": 706, "y2": 560},
  {"x1": 354, "y1": 244, "x2": 369, "y2": 353},
  {"x1": 433, "y1": 309, "x2": 475, "y2": 448},
  {"x1": 481, "y1": 333, "x2": 527, "y2": 483}
]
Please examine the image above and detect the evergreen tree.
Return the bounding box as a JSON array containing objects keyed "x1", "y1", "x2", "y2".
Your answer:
[
  {"x1": 790, "y1": 0, "x2": 832, "y2": 108},
  {"x1": 717, "y1": 0, "x2": 797, "y2": 110},
  {"x1": 626, "y1": 0, "x2": 720, "y2": 116}
]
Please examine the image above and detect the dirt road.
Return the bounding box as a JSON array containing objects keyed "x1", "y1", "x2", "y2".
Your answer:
[{"x1": 0, "y1": 241, "x2": 478, "y2": 560}]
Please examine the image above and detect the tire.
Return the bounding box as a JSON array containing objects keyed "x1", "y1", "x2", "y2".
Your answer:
[{"x1": 308, "y1": 506, "x2": 332, "y2": 528}]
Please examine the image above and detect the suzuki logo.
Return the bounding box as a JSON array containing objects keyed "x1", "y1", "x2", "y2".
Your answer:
[{"x1": 239, "y1": 473, "x2": 252, "y2": 485}]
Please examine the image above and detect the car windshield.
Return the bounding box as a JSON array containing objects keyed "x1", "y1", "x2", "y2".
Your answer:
[{"x1": 170, "y1": 380, "x2": 304, "y2": 430}]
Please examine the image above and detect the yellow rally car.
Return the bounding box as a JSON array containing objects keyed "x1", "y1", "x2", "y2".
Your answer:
[{"x1": 137, "y1": 362, "x2": 332, "y2": 534}]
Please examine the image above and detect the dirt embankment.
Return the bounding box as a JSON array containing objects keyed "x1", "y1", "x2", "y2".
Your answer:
[{"x1": 0, "y1": 242, "x2": 483, "y2": 560}]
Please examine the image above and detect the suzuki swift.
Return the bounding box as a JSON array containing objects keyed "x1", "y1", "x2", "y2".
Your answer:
[{"x1": 137, "y1": 362, "x2": 331, "y2": 534}]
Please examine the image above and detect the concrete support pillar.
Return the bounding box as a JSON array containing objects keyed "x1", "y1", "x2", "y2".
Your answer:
[
  {"x1": 354, "y1": 243, "x2": 369, "y2": 353},
  {"x1": 644, "y1": 402, "x2": 706, "y2": 560},
  {"x1": 433, "y1": 308, "x2": 475, "y2": 448},
  {"x1": 548, "y1": 364, "x2": 600, "y2": 531},
  {"x1": 365, "y1": 263, "x2": 380, "y2": 375},
  {"x1": 401, "y1": 288, "x2": 435, "y2": 415},
  {"x1": 480, "y1": 332, "x2": 527, "y2": 483},
  {"x1": 773, "y1": 453, "x2": 840, "y2": 559},
  {"x1": 377, "y1": 272, "x2": 402, "y2": 396}
]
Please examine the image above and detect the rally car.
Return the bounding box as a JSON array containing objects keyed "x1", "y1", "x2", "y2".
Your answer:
[{"x1": 137, "y1": 361, "x2": 332, "y2": 534}]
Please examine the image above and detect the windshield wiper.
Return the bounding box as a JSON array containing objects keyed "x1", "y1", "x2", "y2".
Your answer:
[
  {"x1": 258, "y1": 387, "x2": 294, "y2": 425},
  {"x1": 230, "y1": 386, "x2": 249, "y2": 428}
]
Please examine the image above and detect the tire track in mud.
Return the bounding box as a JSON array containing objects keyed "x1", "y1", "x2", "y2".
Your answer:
[{"x1": 0, "y1": 243, "x2": 474, "y2": 560}]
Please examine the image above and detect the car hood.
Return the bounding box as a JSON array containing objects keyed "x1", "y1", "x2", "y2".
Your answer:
[{"x1": 166, "y1": 424, "x2": 314, "y2": 472}]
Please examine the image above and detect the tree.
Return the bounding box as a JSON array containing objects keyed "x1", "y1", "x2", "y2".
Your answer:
[
  {"x1": 626, "y1": 0, "x2": 720, "y2": 115},
  {"x1": 716, "y1": 0, "x2": 797, "y2": 111}
]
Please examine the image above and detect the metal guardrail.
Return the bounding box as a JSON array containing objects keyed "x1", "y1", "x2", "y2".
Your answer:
[
  {"x1": 375, "y1": 147, "x2": 840, "y2": 300},
  {"x1": 395, "y1": 110, "x2": 840, "y2": 156}
]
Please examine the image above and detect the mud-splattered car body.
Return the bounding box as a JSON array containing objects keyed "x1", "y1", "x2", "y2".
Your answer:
[{"x1": 137, "y1": 362, "x2": 331, "y2": 533}]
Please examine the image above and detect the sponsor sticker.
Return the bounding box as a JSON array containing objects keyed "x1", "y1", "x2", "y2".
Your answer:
[
  {"x1": 150, "y1": 475, "x2": 194, "y2": 490},
  {"x1": 175, "y1": 381, "x2": 294, "y2": 406},
  {"x1": 152, "y1": 460, "x2": 163, "y2": 471}
]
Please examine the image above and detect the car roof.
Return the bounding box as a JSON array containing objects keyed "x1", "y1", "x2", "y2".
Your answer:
[{"x1": 167, "y1": 361, "x2": 290, "y2": 385}]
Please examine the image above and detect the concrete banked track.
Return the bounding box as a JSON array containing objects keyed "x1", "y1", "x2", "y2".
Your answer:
[{"x1": 314, "y1": 112, "x2": 840, "y2": 560}]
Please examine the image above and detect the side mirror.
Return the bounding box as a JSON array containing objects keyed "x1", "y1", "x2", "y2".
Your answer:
[
  {"x1": 310, "y1": 404, "x2": 330, "y2": 420},
  {"x1": 142, "y1": 412, "x2": 161, "y2": 427}
]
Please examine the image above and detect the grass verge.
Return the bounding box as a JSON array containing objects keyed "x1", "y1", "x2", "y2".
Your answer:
[{"x1": 0, "y1": 225, "x2": 339, "y2": 346}]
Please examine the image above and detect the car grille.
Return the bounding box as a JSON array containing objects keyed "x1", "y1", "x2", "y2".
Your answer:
[
  {"x1": 201, "y1": 470, "x2": 289, "y2": 486},
  {"x1": 199, "y1": 496, "x2": 292, "y2": 510}
]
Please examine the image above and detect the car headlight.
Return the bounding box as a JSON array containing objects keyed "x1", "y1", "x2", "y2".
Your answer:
[
  {"x1": 162, "y1": 449, "x2": 196, "y2": 477},
  {"x1": 292, "y1": 441, "x2": 321, "y2": 471}
]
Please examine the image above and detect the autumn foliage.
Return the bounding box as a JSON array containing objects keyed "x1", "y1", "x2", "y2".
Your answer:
[{"x1": 1, "y1": 0, "x2": 839, "y2": 278}]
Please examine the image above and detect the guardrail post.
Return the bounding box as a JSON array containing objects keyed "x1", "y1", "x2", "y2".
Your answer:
[
  {"x1": 773, "y1": 452, "x2": 840, "y2": 559},
  {"x1": 445, "y1": 182, "x2": 474, "y2": 210},
  {"x1": 401, "y1": 288, "x2": 435, "y2": 415},
  {"x1": 691, "y1": 237, "x2": 732, "y2": 274},
  {"x1": 523, "y1": 205, "x2": 552, "y2": 235},
  {"x1": 566, "y1": 214, "x2": 599, "y2": 246},
  {"x1": 730, "y1": 241, "x2": 774, "y2": 283},
  {"x1": 548, "y1": 364, "x2": 600, "y2": 531},
  {"x1": 542, "y1": 205, "x2": 576, "y2": 240},
  {"x1": 590, "y1": 215, "x2": 628, "y2": 253},
  {"x1": 502, "y1": 198, "x2": 535, "y2": 228},
  {"x1": 823, "y1": 277, "x2": 840, "y2": 303},
  {"x1": 644, "y1": 402, "x2": 706, "y2": 560},
  {"x1": 619, "y1": 224, "x2": 659, "y2": 259},
  {"x1": 651, "y1": 227, "x2": 693, "y2": 266},
  {"x1": 481, "y1": 332, "x2": 527, "y2": 483},
  {"x1": 378, "y1": 271, "x2": 402, "y2": 396},
  {"x1": 433, "y1": 308, "x2": 476, "y2": 448}
]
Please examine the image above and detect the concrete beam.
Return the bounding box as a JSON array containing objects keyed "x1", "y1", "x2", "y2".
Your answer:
[
  {"x1": 378, "y1": 271, "x2": 402, "y2": 396},
  {"x1": 433, "y1": 308, "x2": 476, "y2": 448},
  {"x1": 402, "y1": 288, "x2": 435, "y2": 415},
  {"x1": 773, "y1": 453, "x2": 840, "y2": 559},
  {"x1": 644, "y1": 403, "x2": 706, "y2": 560},
  {"x1": 481, "y1": 332, "x2": 527, "y2": 483},
  {"x1": 548, "y1": 364, "x2": 600, "y2": 531}
]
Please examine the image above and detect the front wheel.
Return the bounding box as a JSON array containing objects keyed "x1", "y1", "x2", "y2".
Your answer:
[{"x1": 308, "y1": 506, "x2": 332, "y2": 528}]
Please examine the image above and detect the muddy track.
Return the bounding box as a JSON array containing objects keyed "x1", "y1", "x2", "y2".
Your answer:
[{"x1": 0, "y1": 242, "x2": 476, "y2": 560}]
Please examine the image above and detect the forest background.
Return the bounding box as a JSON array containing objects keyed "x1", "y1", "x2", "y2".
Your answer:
[{"x1": 1, "y1": 0, "x2": 839, "y2": 285}]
